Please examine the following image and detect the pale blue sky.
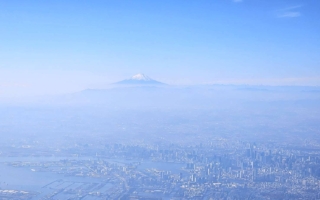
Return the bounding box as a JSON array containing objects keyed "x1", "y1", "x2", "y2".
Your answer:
[{"x1": 0, "y1": 0, "x2": 320, "y2": 97}]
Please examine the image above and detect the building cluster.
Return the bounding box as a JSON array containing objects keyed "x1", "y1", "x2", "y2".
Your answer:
[{"x1": 2, "y1": 140, "x2": 320, "y2": 199}]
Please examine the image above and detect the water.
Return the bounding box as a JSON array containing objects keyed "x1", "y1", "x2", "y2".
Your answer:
[
  {"x1": 0, "y1": 156, "x2": 185, "y2": 199},
  {"x1": 138, "y1": 161, "x2": 184, "y2": 173}
]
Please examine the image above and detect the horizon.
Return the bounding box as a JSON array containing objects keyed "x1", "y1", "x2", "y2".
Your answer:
[
  {"x1": 2, "y1": 72, "x2": 320, "y2": 100},
  {"x1": 1, "y1": 0, "x2": 320, "y2": 98}
]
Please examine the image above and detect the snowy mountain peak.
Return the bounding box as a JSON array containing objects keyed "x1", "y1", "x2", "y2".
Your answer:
[
  {"x1": 114, "y1": 73, "x2": 165, "y2": 85},
  {"x1": 131, "y1": 73, "x2": 151, "y2": 81}
]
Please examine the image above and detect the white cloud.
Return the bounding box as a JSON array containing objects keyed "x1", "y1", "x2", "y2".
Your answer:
[
  {"x1": 278, "y1": 12, "x2": 301, "y2": 18},
  {"x1": 276, "y1": 5, "x2": 302, "y2": 18}
]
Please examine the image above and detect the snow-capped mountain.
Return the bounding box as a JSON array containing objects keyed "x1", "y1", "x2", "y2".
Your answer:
[
  {"x1": 131, "y1": 73, "x2": 152, "y2": 81},
  {"x1": 115, "y1": 73, "x2": 165, "y2": 85}
]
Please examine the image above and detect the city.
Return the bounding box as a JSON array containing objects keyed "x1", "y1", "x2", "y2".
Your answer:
[{"x1": 1, "y1": 136, "x2": 320, "y2": 199}]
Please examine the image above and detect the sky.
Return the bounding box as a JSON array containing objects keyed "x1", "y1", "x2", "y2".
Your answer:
[{"x1": 0, "y1": 0, "x2": 320, "y2": 97}]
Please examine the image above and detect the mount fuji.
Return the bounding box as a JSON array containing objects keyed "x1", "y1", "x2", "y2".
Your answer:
[{"x1": 115, "y1": 73, "x2": 165, "y2": 85}]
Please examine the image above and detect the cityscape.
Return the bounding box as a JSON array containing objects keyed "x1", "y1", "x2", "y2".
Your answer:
[
  {"x1": 1, "y1": 81, "x2": 320, "y2": 199},
  {"x1": 1, "y1": 135, "x2": 320, "y2": 199}
]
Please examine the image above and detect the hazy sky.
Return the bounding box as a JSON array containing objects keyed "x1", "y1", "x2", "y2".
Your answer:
[{"x1": 1, "y1": 0, "x2": 320, "y2": 97}]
